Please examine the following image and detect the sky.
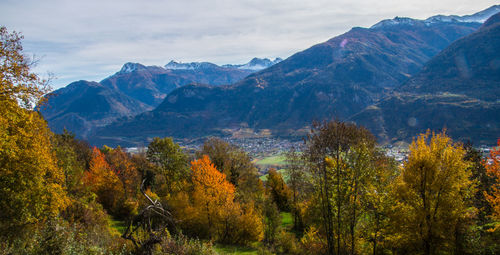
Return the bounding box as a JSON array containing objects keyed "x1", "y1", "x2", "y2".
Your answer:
[{"x1": 1, "y1": 0, "x2": 498, "y2": 89}]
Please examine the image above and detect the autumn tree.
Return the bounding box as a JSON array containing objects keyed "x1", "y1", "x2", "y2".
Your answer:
[
  {"x1": 147, "y1": 137, "x2": 189, "y2": 195},
  {"x1": 106, "y1": 146, "x2": 140, "y2": 198},
  {"x1": 285, "y1": 146, "x2": 309, "y2": 232},
  {"x1": 391, "y1": 131, "x2": 475, "y2": 255},
  {"x1": 173, "y1": 155, "x2": 263, "y2": 244},
  {"x1": 484, "y1": 138, "x2": 500, "y2": 231},
  {"x1": 82, "y1": 147, "x2": 124, "y2": 213},
  {"x1": 0, "y1": 26, "x2": 68, "y2": 240},
  {"x1": 199, "y1": 137, "x2": 262, "y2": 203},
  {"x1": 303, "y1": 120, "x2": 376, "y2": 255},
  {"x1": 360, "y1": 151, "x2": 398, "y2": 255},
  {"x1": 266, "y1": 168, "x2": 292, "y2": 211}
]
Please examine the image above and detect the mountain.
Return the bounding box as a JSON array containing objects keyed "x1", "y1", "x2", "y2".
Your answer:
[
  {"x1": 351, "y1": 12, "x2": 500, "y2": 145},
  {"x1": 222, "y1": 58, "x2": 283, "y2": 70},
  {"x1": 39, "y1": 80, "x2": 151, "y2": 137},
  {"x1": 41, "y1": 58, "x2": 280, "y2": 138},
  {"x1": 101, "y1": 61, "x2": 255, "y2": 107},
  {"x1": 93, "y1": 7, "x2": 498, "y2": 146}
]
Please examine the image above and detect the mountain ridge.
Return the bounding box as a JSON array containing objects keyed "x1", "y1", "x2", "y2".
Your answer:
[{"x1": 91, "y1": 7, "x2": 499, "y2": 147}]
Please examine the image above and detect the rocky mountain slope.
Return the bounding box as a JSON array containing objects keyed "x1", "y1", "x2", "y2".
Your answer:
[
  {"x1": 351, "y1": 12, "x2": 500, "y2": 145},
  {"x1": 93, "y1": 7, "x2": 499, "y2": 146},
  {"x1": 40, "y1": 58, "x2": 280, "y2": 138}
]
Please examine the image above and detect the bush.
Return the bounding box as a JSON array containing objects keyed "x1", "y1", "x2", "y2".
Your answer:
[{"x1": 159, "y1": 234, "x2": 217, "y2": 255}]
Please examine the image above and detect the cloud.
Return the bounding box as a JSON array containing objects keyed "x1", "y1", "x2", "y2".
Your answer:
[{"x1": 1, "y1": 0, "x2": 498, "y2": 88}]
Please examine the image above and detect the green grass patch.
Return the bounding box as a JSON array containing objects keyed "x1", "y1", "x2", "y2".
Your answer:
[
  {"x1": 108, "y1": 218, "x2": 127, "y2": 235},
  {"x1": 214, "y1": 244, "x2": 259, "y2": 255},
  {"x1": 255, "y1": 155, "x2": 287, "y2": 166},
  {"x1": 281, "y1": 212, "x2": 293, "y2": 230}
]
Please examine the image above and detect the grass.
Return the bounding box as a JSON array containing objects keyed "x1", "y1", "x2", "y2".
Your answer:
[
  {"x1": 108, "y1": 218, "x2": 127, "y2": 235},
  {"x1": 214, "y1": 244, "x2": 259, "y2": 255},
  {"x1": 254, "y1": 155, "x2": 287, "y2": 166},
  {"x1": 281, "y1": 212, "x2": 293, "y2": 230}
]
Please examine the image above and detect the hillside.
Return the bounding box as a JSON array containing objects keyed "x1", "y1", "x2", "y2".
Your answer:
[
  {"x1": 94, "y1": 10, "x2": 489, "y2": 146},
  {"x1": 352, "y1": 12, "x2": 500, "y2": 145}
]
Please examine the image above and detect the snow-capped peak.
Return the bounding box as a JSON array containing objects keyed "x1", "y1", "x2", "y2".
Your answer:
[
  {"x1": 164, "y1": 61, "x2": 218, "y2": 70},
  {"x1": 426, "y1": 5, "x2": 500, "y2": 24},
  {"x1": 371, "y1": 5, "x2": 500, "y2": 29},
  {"x1": 222, "y1": 57, "x2": 282, "y2": 71},
  {"x1": 119, "y1": 62, "x2": 146, "y2": 74},
  {"x1": 371, "y1": 17, "x2": 420, "y2": 29}
]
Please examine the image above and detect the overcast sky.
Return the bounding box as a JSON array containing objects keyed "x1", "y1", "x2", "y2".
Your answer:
[{"x1": 1, "y1": 0, "x2": 498, "y2": 89}]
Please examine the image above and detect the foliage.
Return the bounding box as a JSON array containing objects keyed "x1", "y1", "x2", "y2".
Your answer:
[
  {"x1": 199, "y1": 138, "x2": 262, "y2": 203},
  {"x1": 159, "y1": 234, "x2": 217, "y2": 255},
  {"x1": 0, "y1": 26, "x2": 68, "y2": 241},
  {"x1": 266, "y1": 168, "x2": 291, "y2": 211},
  {"x1": 147, "y1": 137, "x2": 189, "y2": 195},
  {"x1": 0, "y1": 26, "x2": 49, "y2": 108},
  {"x1": 263, "y1": 199, "x2": 281, "y2": 244},
  {"x1": 390, "y1": 131, "x2": 475, "y2": 254},
  {"x1": 303, "y1": 120, "x2": 377, "y2": 254},
  {"x1": 484, "y1": 138, "x2": 500, "y2": 231},
  {"x1": 173, "y1": 155, "x2": 263, "y2": 244},
  {"x1": 82, "y1": 147, "x2": 124, "y2": 214},
  {"x1": 285, "y1": 146, "x2": 308, "y2": 232}
]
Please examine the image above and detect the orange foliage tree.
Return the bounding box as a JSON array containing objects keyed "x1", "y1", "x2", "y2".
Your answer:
[
  {"x1": 484, "y1": 139, "x2": 500, "y2": 230},
  {"x1": 82, "y1": 147, "x2": 124, "y2": 213},
  {"x1": 173, "y1": 155, "x2": 263, "y2": 244}
]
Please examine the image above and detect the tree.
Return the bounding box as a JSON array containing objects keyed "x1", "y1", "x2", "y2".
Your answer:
[
  {"x1": 82, "y1": 147, "x2": 124, "y2": 213},
  {"x1": 303, "y1": 120, "x2": 376, "y2": 255},
  {"x1": 361, "y1": 151, "x2": 398, "y2": 255},
  {"x1": 199, "y1": 137, "x2": 262, "y2": 203},
  {"x1": 146, "y1": 137, "x2": 189, "y2": 195},
  {"x1": 285, "y1": 146, "x2": 308, "y2": 232},
  {"x1": 172, "y1": 155, "x2": 263, "y2": 244},
  {"x1": 484, "y1": 138, "x2": 500, "y2": 231},
  {"x1": 106, "y1": 146, "x2": 140, "y2": 199},
  {"x1": 0, "y1": 26, "x2": 68, "y2": 240},
  {"x1": 266, "y1": 168, "x2": 291, "y2": 211},
  {"x1": 391, "y1": 131, "x2": 475, "y2": 255}
]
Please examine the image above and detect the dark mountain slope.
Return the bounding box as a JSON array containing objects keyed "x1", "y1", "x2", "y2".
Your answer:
[
  {"x1": 40, "y1": 80, "x2": 151, "y2": 137},
  {"x1": 101, "y1": 62, "x2": 259, "y2": 107},
  {"x1": 94, "y1": 10, "x2": 492, "y2": 146},
  {"x1": 352, "y1": 13, "x2": 500, "y2": 145},
  {"x1": 40, "y1": 58, "x2": 279, "y2": 138}
]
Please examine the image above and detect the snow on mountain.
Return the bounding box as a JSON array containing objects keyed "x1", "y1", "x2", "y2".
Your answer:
[
  {"x1": 164, "y1": 61, "x2": 219, "y2": 70},
  {"x1": 166, "y1": 58, "x2": 282, "y2": 71},
  {"x1": 222, "y1": 57, "x2": 283, "y2": 70},
  {"x1": 119, "y1": 62, "x2": 146, "y2": 74},
  {"x1": 372, "y1": 5, "x2": 500, "y2": 28}
]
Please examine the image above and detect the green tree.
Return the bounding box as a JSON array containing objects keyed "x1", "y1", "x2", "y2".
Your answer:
[
  {"x1": 285, "y1": 146, "x2": 308, "y2": 232},
  {"x1": 147, "y1": 137, "x2": 189, "y2": 195},
  {"x1": 303, "y1": 120, "x2": 376, "y2": 255},
  {"x1": 391, "y1": 131, "x2": 475, "y2": 255}
]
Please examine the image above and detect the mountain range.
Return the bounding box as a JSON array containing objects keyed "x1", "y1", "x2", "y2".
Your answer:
[
  {"x1": 40, "y1": 5, "x2": 500, "y2": 147},
  {"x1": 40, "y1": 58, "x2": 281, "y2": 137},
  {"x1": 352, "y1": 14, "x2": 500, "y2": 144}
]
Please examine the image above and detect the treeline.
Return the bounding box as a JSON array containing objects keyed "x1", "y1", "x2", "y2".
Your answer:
[{"x1": 1, "y1": 26, "x2": 499, "y2": 255}]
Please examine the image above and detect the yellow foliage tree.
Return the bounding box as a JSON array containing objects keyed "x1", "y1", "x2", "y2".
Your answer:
[
  {"x1": 391, "y1": 131, "x2": 475, "y2": 254},
  {"x1": 0, "y1": 26, "x2": 68, "y2": 240}
]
